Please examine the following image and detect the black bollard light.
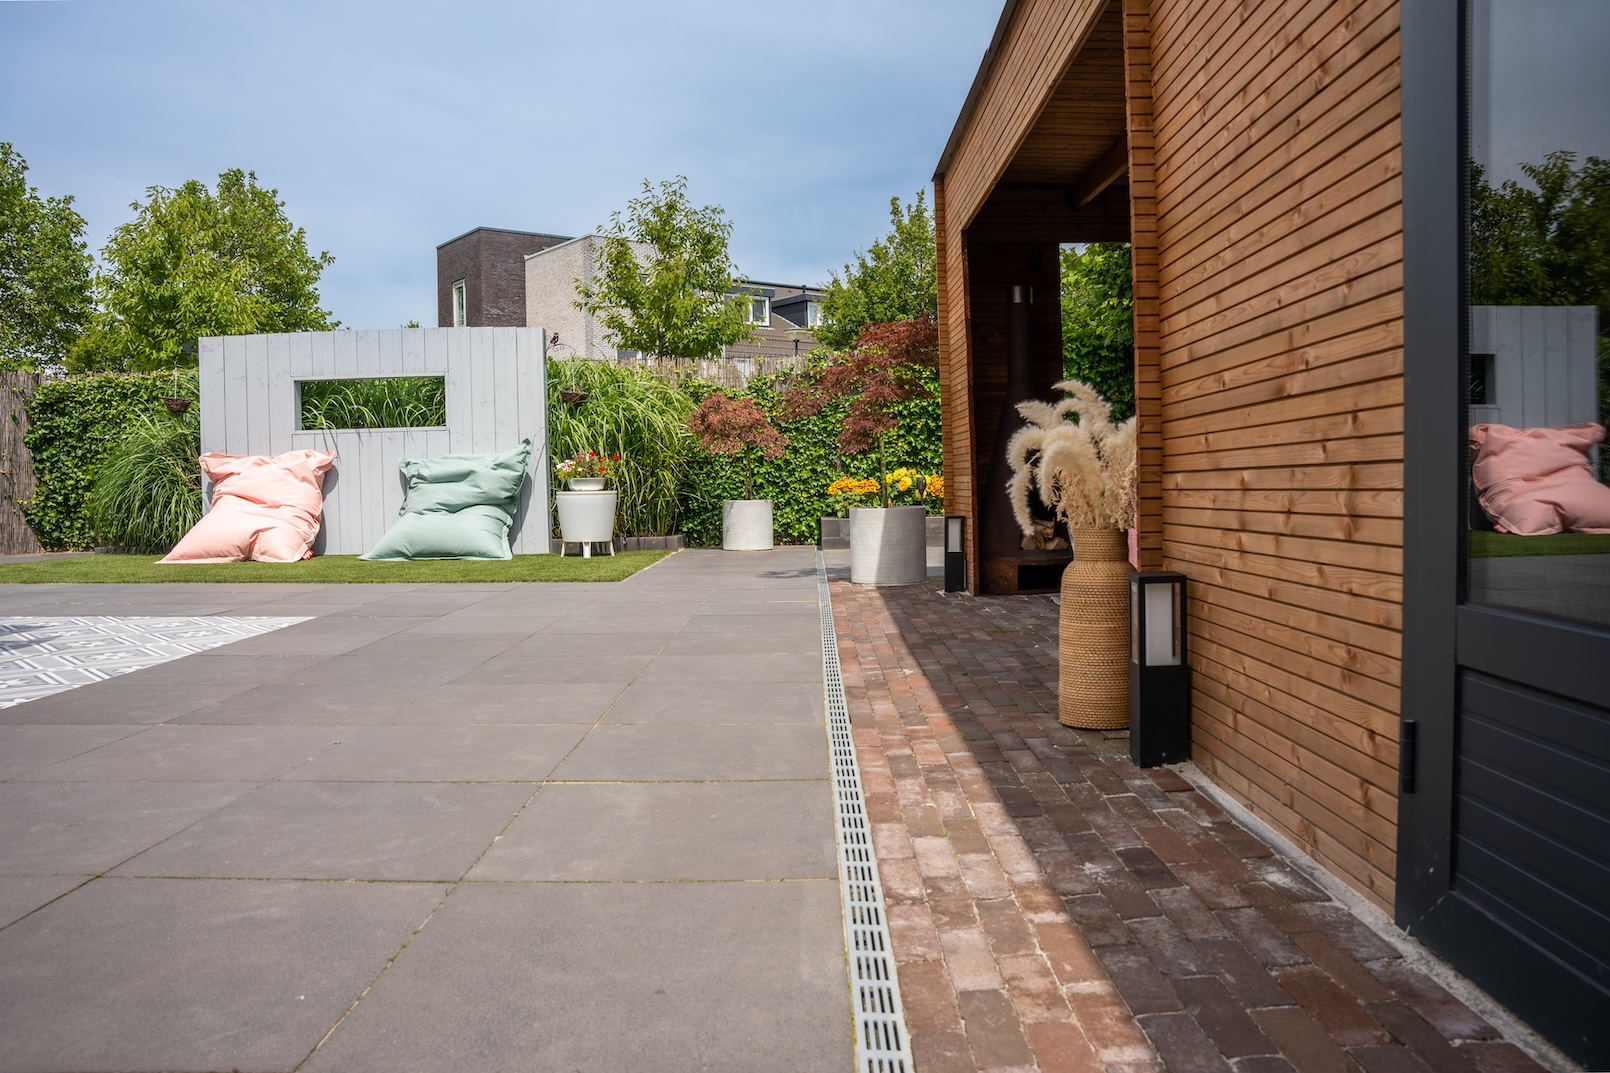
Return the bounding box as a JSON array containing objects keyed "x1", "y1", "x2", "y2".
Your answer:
[
  {"x1": 944, "y1": 515, "x2": 966, "y2": 592},
  {"x1": 1129, "y1": 571, "x2": 1190, "y2": 767}
]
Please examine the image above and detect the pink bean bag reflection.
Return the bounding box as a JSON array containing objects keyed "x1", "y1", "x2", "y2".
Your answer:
[
  {"x1": 160, "y1": 450, "x2": 337, "y2": 563},
  {"x1": 1470, "y1": 423, "x2": 1610, "y2": 536}
]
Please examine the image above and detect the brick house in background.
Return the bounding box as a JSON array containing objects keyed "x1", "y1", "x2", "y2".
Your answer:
[
  {"x1": 439, "y1": 226, "x2": 826, "y2": 372},
  {"x1": 435, "y1": 227, "x2": 571, "y2": 328}
]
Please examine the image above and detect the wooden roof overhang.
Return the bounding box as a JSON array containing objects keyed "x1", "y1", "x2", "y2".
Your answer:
[
  {"x1": 934, "y1": 0, "x2": 1129, "y2": 238},
  {"x1": 933, "y1": 0, "x2": 1134, "y2": 592}
]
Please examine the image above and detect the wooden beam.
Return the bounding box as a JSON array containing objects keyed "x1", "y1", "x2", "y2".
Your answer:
[{"x1": 1068, "y1": 134, "x2": 1129, "y2": 208}]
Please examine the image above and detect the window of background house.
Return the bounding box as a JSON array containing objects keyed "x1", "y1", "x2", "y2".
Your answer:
[
  {"x1": 1463, "y1": 0, "x2": 1610, "y2": 628},
  {"x1": 452, "y1": 280, "x2": 466, "y2": 327},
  {"x1": 747, "y1": 297, "x2": 769, "y2": 325},
  {"x1": 807, "y1": 302, "x2": 823, "y2": 328}
]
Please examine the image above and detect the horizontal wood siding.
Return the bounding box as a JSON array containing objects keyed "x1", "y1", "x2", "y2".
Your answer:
[
  {"x1": 1124, "y1": 0, "x2": 1162, "y2": 571},
  {"x1": 1149, "y1": 0, "x2": 1404, "y2": 908}
]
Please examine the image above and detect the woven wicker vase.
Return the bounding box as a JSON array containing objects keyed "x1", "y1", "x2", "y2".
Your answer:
[{"x1": 1058, "y1": 528, "x2": 1133, "y2": 729}]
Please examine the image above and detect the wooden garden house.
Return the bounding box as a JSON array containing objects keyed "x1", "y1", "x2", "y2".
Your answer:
[{"x1": 934, "y1": 0, "x2": 1610, "y2": 1064}]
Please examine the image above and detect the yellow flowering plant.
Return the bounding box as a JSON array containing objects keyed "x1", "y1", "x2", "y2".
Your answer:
[
  {"x1": 825, "y1": 471, "x2": 944, "y2": 515},
  {"x1": 826, "y1": 477, "x2": 880, "y2": 515}
]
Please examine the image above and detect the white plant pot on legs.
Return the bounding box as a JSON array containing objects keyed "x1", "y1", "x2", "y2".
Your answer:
[
  {"x1": 850, "y1": 505, "x2": 926, "y2": 585},
  {"x1": 555, "y1": 489, "x2": 617, "y2": 557},
  {"x1": 722, "y1": 499, "x2": 774, "y2": 550}
]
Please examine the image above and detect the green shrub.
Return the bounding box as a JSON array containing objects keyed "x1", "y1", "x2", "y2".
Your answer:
[
  {"x1": 23, "y1": 371, "x2": 195, "y2": 549},
  {"x1": 87, "y1": 410, "x2": 202, "y2": 550},
  {"x1": 548, "y1": 358, "x2": 695, "y2": 536},
  {"x1": 674, "y1": 364, "x2": 943, "y2": 546},
  {"x1": 300, "y1": 376, "x2": 446, "y2": 429}
]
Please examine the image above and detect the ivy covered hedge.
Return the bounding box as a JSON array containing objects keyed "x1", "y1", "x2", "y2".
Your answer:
[
  {"x1": 23, "y1": 372, "x2": 194, "y2": 550},
  {"x1": 674, "y1": 367, "x2": 942, "y2": 546}
]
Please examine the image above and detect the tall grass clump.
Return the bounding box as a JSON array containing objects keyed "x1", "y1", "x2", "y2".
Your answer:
[
  {"x1": 88, "y1": 410, "x2": 203, "y2": 550},
  {"x1": 548, "y1": 358, "x2": 695, "y2": 536},
  {"x1": 300, "y1": 376, "x2": 447, "y2": 430}
]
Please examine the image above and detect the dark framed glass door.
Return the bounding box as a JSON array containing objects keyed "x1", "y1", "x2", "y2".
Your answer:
[{"x1": 1400, "y1": 3, "x2": 1610, "y2": 1066}]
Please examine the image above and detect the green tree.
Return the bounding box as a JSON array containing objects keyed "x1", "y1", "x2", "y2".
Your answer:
[
  {"x1": 0, "y1": 143, "x2": 93, "y2": 371},
  {"x1": 817, "y1": 191, "x2": 936, "y2": 350},
  {"x1": 1471, "y1": 152, "x2": 1610, "y2": 310},
  {"x1": 69, "y1": 169, "x2": 336, "y2": 372},
  {"x1": 1060, "y1": 242, "x2": 1134, "y2": 422},
  {"x1": 575, "y1": 176, "x2": 752, "y2": 359}
]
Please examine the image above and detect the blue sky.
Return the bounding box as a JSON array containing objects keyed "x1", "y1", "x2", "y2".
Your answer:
[{"x1": 1, "y1": 0, "x2": 1001, "y2": 329}]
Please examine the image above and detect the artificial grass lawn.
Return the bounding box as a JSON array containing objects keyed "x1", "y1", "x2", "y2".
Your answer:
[
  {"x1": 0, "y1": 551, "x2": 670, "y2": 584},
  {"x1": 1468, "y1": 531, "x2": 1610, "y2": 557}
]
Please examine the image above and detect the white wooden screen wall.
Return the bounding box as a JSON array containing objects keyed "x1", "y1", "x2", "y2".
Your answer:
[
  {"x1": 198, "y1": 327, "x2": 549, "y2": 555},
  {"x1": 1469, "y1": 306, "x2": 1599, "y2": 432}
]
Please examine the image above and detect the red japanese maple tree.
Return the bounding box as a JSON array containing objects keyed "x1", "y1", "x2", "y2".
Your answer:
[
  {"x1": 782, "y1": 317, "x2": 939, "y2": 507},
  {"x1": 686, "y1": 391, "x2": 788, "y2": 501}
]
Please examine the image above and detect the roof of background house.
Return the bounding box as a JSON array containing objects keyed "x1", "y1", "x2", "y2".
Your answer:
[{"x1": 437, "y1": 226, "x2": 574, "y2": 250}]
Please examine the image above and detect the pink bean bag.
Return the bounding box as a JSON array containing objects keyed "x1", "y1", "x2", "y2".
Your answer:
[
  {"x1": 1470, "y1": 423, "x2": 1610, "y2": 536},
  {"x1": 161, "y1": 450, "x2": 337, "y2": 563}
]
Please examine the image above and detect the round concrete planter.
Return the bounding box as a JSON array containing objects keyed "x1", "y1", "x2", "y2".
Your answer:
[
  {"x1": 722, "y1": 499, "x2": 774, "y2": 551},
  {"x1": 566, "y1": 477, "x2": 606, "y2": 491},
  {"x1": 850, "y1": 505, "x2": 926, "y2": 585}
]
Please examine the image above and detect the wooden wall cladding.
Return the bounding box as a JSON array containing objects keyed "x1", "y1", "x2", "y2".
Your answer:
[{"x1": 1147, "y1": 0, "x2": 1404, "y2": 910}]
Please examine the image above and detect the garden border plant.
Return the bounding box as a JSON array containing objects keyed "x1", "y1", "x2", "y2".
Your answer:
[
  {"x1": 546, "y1": 357, "x2": 694, "y2": 537},
  {"x1": 23, "y1": 370, "x2": 198, "y2": 549}
]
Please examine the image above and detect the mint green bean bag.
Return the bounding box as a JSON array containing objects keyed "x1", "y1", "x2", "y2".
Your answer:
[{"x1": 360, "y1": 439, "x2": 532, "y2": 561}]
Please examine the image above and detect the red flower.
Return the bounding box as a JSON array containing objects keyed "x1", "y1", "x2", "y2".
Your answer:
[{"x1": 611, "y1": 454, "x2": 620, "y2": 460}]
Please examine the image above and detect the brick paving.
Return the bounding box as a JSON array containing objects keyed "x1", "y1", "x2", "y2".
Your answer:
[{"x1": 829, "y1": 577, "x2": 1553, "y2": 1073}]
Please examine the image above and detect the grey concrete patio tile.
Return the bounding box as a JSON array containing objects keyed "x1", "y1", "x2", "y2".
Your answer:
[
  {"x1": 661, "y1": 630, "x2": 823, "y2": 656},
  {"x1": 551, "y1": 604, "x2": 698, "y2": 627},
  {"x1": 0, "y1": 781, "x2": 256, "y2": 876},
  {"x1": 553, "y1": 723, "x2": 828, "y2": 781},
  {"x1": 182, "y1": 654, "x2": 491, "y2": 723},
  {"x1": 16, "y1": 724, "x2": 358, "y2": 783},
  {"x1": 387, "y1": 680, "x2": 624, "y2": 724},
  {"x1": 679, "y1": 612, "x2": 823, "y2": 636},
  {"x1": 330, "y1": 590, "x2": 505, "y2": 617},
  {"x1": 604, "y1": 679, "x2": 823, "y2": 724},
  {"x1": 637, "y1": 652, "x2": 823, "y2": 683},
  {"x1": 399, "y1": 612, "x2": 569, "y2": 637},
  {"x1": 463, "y1": 653, "x2": 653, "y2": 686},
  {"x1": 283, "y1": 725, "x2": 589, "y2": 782},
  {"x1": 469, "y1": 781, "x2": 834, "y2": 881},
  {"x1": 698, "y1": 598, "x2": 823, "y2": 615},
  {"x1": 301, "y1": 880, "x2": 851, "y2": 1073},
  {"x1": 112, "y1": 781, "x2": 533, "y2": 880},
  {"x1": 341, "y1": 630, "x2": 525, "y2": 663},
  {"x1": 508, "y1": 629, "x2": 669, "y2": 657},
  {"x1": 0, "y1": 677, "x2": 237, "y2": 725},
  {"x1": 0, "y1": 876, "x2": 448, "y2": 1073},
  {"x1": 192, "y1": 615, "x2": 427, "y2": 656},
  {"x1": 0, "y1": 874, "x2": 90, "y2": 928},
  {"x1": 0, "y1": 724, "x2": 146, "y2": 780}
]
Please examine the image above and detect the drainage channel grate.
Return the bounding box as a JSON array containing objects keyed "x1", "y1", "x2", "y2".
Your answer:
[{"x1": 817, "y1": 552, "x2": 913, "y2": 1073}]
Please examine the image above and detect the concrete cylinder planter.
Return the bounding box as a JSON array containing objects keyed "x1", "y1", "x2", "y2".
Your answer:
[
  {"x1": 850, "y1": 505, "x2": 927, "y2": 585},
  {"x1": 555, "y1": 489, "x2": 617, "y2": 556},
  {"x1": 722, "y1": 499, "x2": 774, "y2": 551}
]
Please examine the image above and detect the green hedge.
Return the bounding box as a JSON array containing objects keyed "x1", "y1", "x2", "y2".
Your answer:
[
  {"x1": 675, "y1": 366, "x2": 942, "y2": 546},
  {"x1": 24, "y1": 372, "x2": 195, "y2": 550}
]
